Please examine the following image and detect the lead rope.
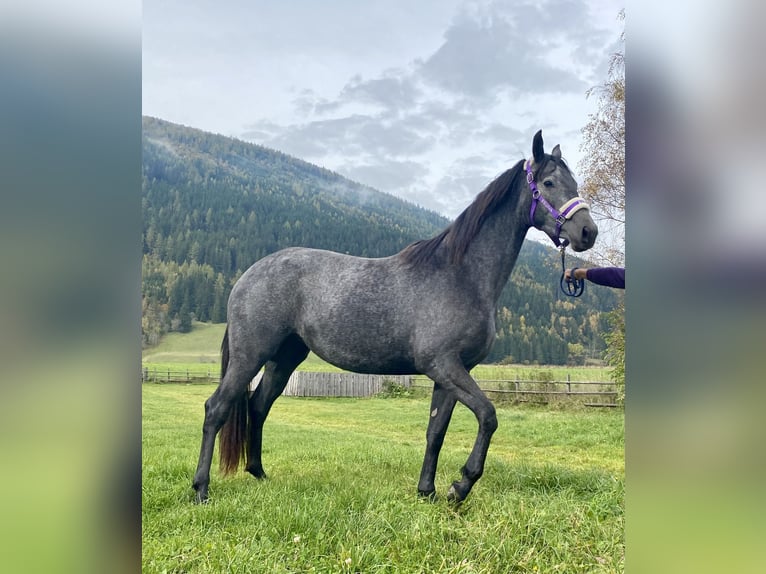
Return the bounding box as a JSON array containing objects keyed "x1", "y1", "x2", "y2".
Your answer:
[{"x1": 559, "y1": 246, "x2": 584, "y2": 297}]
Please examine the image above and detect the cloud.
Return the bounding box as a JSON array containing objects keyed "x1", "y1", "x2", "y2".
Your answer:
[
  {"x1": 233, "y1": 0, "x2": 623, "y2": 217},
  {"x1": 320, "y1": 72, "x2": 423, "y2": 115},
  {"x1": 432, "y1": 156, "x2": 506, "y2": 214},
  {"x1": 338, "y1": 159, "x2": 430, "y2": 197},
  {"x1": 418, "y1": 1, "x2": 590, "y2": 97},
  {"x1": 247, "y1": 110, "x2": 438, "y2": 162}
]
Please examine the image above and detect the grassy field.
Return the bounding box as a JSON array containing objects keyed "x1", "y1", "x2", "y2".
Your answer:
[
  {"x1": 143, "y1": 384, "x2": 624, "y2": 573},
  {"x1": 142, "y1": 322, "x2": 612, "y2": 382},
  {"x1": 142, "y1": 322, "x2": 226, "y2": 365}
]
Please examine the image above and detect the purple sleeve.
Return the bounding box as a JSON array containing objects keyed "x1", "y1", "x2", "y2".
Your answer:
[{"x1": 585, "y1": 267, "x2": 625, "y2": 289}]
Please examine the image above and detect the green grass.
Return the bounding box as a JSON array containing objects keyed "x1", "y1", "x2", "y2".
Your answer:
[
  {"x1": 142, "y1": 322, "x2": 226, "y2": 364},
  {"x1": 143, "y1": 384, "x2": 624, "y2": 573},
  {"x1": 143, "y1": 322, "x2": 612, "y2": 381}
]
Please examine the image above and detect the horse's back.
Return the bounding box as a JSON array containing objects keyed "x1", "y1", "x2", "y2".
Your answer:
[{"x1": 236, "y1": 246, "x2": 397, "y2": 297}]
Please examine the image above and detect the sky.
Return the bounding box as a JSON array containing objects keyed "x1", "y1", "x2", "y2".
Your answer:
[{"x1": 143, "y1": 0, "x2": 624, "y2": 223}]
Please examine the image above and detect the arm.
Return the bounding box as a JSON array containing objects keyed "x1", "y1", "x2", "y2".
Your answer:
[
  {"x1": 565, "y1": 267, "x2": 626, "y2": 289},
  {"x1": 585, "y1": 267, "x2": 625, "y2": 289}
]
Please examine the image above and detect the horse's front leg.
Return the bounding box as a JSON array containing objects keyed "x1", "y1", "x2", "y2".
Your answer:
[
  {"x1": 417, "y1": 382, "x2": 457, "y2": 500},
  {"x1": 424, "y1": 355, "x2": 498, "y2": 503}
]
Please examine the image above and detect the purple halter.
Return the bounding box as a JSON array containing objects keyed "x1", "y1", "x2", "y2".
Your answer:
[{"x1": 525, "y1": 159, "x2": 589, "y2": 248}]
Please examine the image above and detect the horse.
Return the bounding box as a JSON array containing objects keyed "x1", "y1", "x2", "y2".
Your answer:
[{"x1": 192, "y1": 130, "x2": 597, "y2": 503}]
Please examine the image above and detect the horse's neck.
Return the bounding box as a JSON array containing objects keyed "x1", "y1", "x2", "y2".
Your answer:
[{"x1": 462, "y1": 188, "x2": 530, "y2": 303}]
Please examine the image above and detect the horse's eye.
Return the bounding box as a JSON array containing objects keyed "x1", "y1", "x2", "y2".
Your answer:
[{"x1": 543, "y1": 180, "x2": 554, "y2": 188}]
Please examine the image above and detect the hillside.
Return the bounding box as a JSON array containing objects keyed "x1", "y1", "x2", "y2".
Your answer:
[
  {"x1": 143, "y1": 116, "x2": 446, "y2": 270},
  {"x1": 141, "y1": 117, "x2": 618, "y2": 364}
]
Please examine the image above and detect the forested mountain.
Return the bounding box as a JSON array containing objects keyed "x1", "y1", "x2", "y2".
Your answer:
[{"x1": 141, "y1": 116, "x2": 618, "y2": 364}]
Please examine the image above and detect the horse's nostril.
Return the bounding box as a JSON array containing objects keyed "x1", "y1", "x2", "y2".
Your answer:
[{"x1": 582, "y1": 225, "x2": 596, "y2": 243}]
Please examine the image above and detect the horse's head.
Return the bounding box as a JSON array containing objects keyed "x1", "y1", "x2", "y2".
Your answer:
[{"x1": 526, "y1": 130, "x2": 597, "y2": 252}]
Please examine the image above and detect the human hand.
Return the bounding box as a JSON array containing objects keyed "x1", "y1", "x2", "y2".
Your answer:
[{"x1": 565, "y1": 268, "x2": 586, "y2": 281}]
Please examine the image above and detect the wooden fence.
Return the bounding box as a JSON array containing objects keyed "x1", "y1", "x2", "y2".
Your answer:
[
  {"x1": 140, "y1": 367, "x2": 410, "y2": 397},
  {"x1": 280, "y1": 371, "x2": 410, "y2": 397},
  {"x1": 142, "y1": 367, "x2": 218, "y2": 383},
  {"x1": 410, "y1": 376, "x2": 619, "y2": 407},
  {"x1": 142, "y1": 368, "x2": 619, "y2": 406}
]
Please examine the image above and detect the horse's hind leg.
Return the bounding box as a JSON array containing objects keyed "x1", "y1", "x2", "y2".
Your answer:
[
  {"x1": 246, "y1": 334, "x2": 309, "y2": 479},
  {"x1": 192, "y1": 358, "x2": 260, "y2": 503},
  {"x1": 417, "y1": 383, "x2": 457, "y2": 500}
]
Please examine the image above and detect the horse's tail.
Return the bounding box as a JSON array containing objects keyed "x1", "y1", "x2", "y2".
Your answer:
[{"x1": 218, "y1": 326, "x2": 248, "y2": 475}]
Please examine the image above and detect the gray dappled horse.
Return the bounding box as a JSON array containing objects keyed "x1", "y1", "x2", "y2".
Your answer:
[{"x1": 193, "y1": 130, "x2": 597, "y2": 503}]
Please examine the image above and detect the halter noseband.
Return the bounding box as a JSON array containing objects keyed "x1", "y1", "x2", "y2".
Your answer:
[{"x1": 525, "y1": 159, "x2": 589, "y2": 249}]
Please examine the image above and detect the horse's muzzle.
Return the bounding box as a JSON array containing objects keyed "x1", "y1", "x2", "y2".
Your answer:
[{"x1": 568, "y1": 221, "x2": 598, "y2": 252}]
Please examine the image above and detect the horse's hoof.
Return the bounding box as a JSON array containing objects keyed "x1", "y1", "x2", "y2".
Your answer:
[
  {"x1": 246, "y1": 467, "x2": 268, "y2": 480},
  {"x1": 417, "y1": 489, "x2": 437, "y2": 502},
  {"x1": 446, "y1": 483, "x2": 465, "y2": 504},
  {"x1": 192, "y1": 484, "x2": 209, "y2": 504}
]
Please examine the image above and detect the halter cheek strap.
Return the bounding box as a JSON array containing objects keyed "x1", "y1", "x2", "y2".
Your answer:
[{"x1": 525, "y1": 159, "x2": 590, "y2": 248}]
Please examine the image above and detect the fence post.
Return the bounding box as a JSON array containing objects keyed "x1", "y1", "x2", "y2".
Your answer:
[{"x1": 567, "y1": 373, "x2": 571, "y2": 395}]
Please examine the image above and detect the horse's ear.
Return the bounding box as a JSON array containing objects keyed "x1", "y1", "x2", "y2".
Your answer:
[
  {"x1": 551, "y1": 144, "x2": 561, "y2": 159},
  {"x1": 532, "y1": 130, "x2": 544, "y2": 163}
]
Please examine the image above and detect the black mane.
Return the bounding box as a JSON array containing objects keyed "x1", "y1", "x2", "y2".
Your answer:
[{"x1": 399, "y1": 160, "x2": 526, "y2": 266}]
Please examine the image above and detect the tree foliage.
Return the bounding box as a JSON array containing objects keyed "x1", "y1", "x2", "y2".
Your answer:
[
  {"x1": 603, "y1": 302, "x2": 625, "y2": 403},
  {"x1": 483, "y1": 241, "x2": 617, "y2": 365},
  {"x1": 577, "y1": 11, "x2": 625, "y2": 389},
  {"x1": 578, "y1": 10, "x2": 625, "y2": 267}
]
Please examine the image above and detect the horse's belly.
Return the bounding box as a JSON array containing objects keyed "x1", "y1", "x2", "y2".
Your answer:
[
  {"x1": 311, "y1": 341, "x2": 418, "y2": 375},
  {"x1": 325, "y1": 357, "x2": 417, "y2": 376},
  {"x1": 298, "y1": 323, "x2": 417, "y2": 375}
]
